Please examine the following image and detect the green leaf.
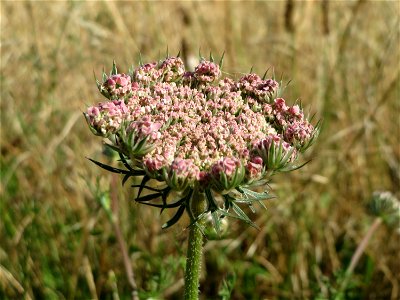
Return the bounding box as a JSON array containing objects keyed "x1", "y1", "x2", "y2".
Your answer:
[
  {"x1": 231, "y1": 202, "x2": 259, "y2": 229},
  {"x1": 104, "y1": 143, "x2": 123, "y2": 155},
  {"x1": 262, "y1": 68, "x2": 270, "y2": 80},
  {"x1": 218, "y1": 51, "x2": 225, "y2": 69},
  {"x1": 140, "y1": 198, "x2": 186, "y2": 209},
  {"x1": 268, "y1": 140, "x2": 275, "y2": 168},
  {"x1": 111, "y1": 60, "x2": 118, "y2": 75},
  {"x1": 135, "y1": 192, "x2": 162, "y2": 203},
  {"x1": 211, "y1": 211, "x2": 221, "y2": 235},
  {"x1": 281, "y1": 160, "x2": 311, "y2": 172},
  {"x1": 239, "y1": 187, "x2": 274, "y2": 201},
  {"x1": 131, "y1": 185, "x2": 162, "y2": 193},
  {"x1": 122, "y1": 174, "x2": 131, "y2": 186},
  {"x1": 102, "y1": 69, "x2": 108, "y2": 82},
  {"x1": 138, "y1": 52, "x2": 143, "y2": 67},
  {"x1": 160, "y1": 186, "x2": 173, "y2": 213},
  {"x1": 220, "y1": 172, "x2": 228, "y2": 190},
  {"x1": 162, "y1": 205, "x2": 186, "y2": 229},
  {"x1": 87, "y1": 158, "x2": 130, "y2": 175},
  {"x1": 218, "y1": 209, "x2": 257, "y2": 229},
  {"x1": 128, "y1": 64, "x2": 135, "y2": 77},
  {"x1": 137, "y1": 175, "x2": 151, "y2": 199}
]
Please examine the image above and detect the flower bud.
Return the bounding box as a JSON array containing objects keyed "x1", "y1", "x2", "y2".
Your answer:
[
  {"x1": 100, "y1": 74, "x2": 132, "y2": 100},
  {"x1": 160, "y1": 57, "x2": 185, "y2": 82},
  {"x1": 194, "y1": 60, "x2": 221, "y2": 83},
  {"x1": 210, "y1": 157, "x2": 245, "y2": 192},
  {"x1": 253, "y1": 134, "x2": 296, "y2": 171}
]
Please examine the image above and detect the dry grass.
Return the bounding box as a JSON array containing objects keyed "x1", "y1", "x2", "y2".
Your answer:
[{"x1": 1, "y1": 1, "x2": 399, "y2": 299}]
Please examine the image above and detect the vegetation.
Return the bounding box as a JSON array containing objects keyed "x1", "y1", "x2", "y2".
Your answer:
[{"x1": 1, "y1": 1, "x2": 398, "y2": 299}]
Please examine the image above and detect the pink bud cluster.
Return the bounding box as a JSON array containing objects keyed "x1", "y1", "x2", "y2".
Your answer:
[
  {"x1": 101, "y1": 74, "x2": 132, "y2": 99},
  {"x1": 194, "y1": 60, "x2": 221, "y2": 83},
  {"x1": 238, "y1": 73, "x2": 279, "y2": 101},
  {"x1": 211, "y1": 157, "x2": 241, "y2": 178},
  {"x1": 85, "y1": 57, "x2": 318, "y2": 191},
  {"x1": 128, "y1": 116, "x2": 162, "y2": 141},
  {"x1": 270, "y1": 98, "x2": 315, "y2": 148},
  {"x1": 85, "y1": 100, "x2": 128, "y2": 136},
  {"x1": 135, "y1": 62, "x2": 161, "y2": 83},
  {"x1": 160, "y1": 57, "x2": 185, "y2": 82}
]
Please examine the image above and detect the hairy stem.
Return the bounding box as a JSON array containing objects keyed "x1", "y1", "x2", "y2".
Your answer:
[{"x1": 184, "y1": 189, "x2": 207, "y2": 300}]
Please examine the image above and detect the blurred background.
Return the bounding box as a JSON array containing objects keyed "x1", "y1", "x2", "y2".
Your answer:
[{"x1": 1, "y1": 1, "x2": 399, "y2": 299}]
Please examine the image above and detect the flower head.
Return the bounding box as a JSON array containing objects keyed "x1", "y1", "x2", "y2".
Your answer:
[{"x1": 86, "y1": 57, "x2": 319, "y2": 229}]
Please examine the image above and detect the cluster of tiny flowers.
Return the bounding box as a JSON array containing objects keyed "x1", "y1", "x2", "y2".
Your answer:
[
  {"x1": 99, "y1": 74, "x2": 132, "y2": 100},
  {"x1": 194, "y1": 60, "x2": 221, "y2": 83},
  {"x1": 85, "y1": 57, "x2": 318, "y2": 192}
]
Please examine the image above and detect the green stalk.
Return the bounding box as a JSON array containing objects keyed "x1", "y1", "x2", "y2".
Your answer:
[{"x1": 184, "y1": 188, "x2": 206, "y2": 300}]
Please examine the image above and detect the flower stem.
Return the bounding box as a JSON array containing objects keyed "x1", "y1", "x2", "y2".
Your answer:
[{"x1": 184, "y1": 189, "x2": 206, "y2": 300}]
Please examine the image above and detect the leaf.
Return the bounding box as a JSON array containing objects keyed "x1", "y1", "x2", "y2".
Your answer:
[
  {"x1": 268, "y1": 140, "x2": 275, "y2": 168},
  {"x1": 131, "y1": 185, "x2": 163, "y2": 193},
  {"x1": 104, "y1": 143, "x2": 123, "y2": 154},
  {"x1": 111, "y1": 60, "x2": 118, "y2": 75},
  {"x1": 122, "y1": 174, "x2": 131, "y2": 186},
  {"x1": 160, "y1": 186, "x2": 173, "y2": 214},
  {"x1": 187, "y1": 211, "x2": 208, "y2": 229},
  {"x1": 262, "y1": 67, "x2": 271, "y2": 80},
  {"x1": 162, "y1": 205, "x2": 186, "y2": 229},
  {"x1": 102, "y1": 69, "x2": 108, "y2": 82},
  {"x1": 140, "y1": 198, "x2": 186, "y2": 209},
  {"x1": 205, "y1": 188, "x2": 219, "y2": 211},
  {"x1": 118, "y1": 152, "x2": 131, "y2": 170},
  {"x1": 231, "y1": 203, "x2": 259, "y2": 229},
  {"x1": 87, "y1": 158, "x2": 130, "y2": 175},
  {"x1": 281, "y1": 160, "x2": 311, "y2": 172},
  {"x1": 128, "y1": 64, "x2": 135, "y2": 77},
  {"x1": 137, "y1": 175, "x2": 151, "y2": 199},
  {"x1": 135, "y1": 193, "x2": 162, "y2": 203},
  {"x1": 238, "y1": 187, "x2": 275, "y2": 201},
  {"x1": 231, "y1": 202, "x2": 250, "y2": 222},
  {"x1": 211, "y1": 211, "x2": 221, "y2": 235},
  {"x1": 220, "y1": 172, "x2": 228, "y2": 190},
  {"x1": 218, "y1": 209, "x2": 257, "y2": 229},
  {"x1": 218, "y1": 51, "x2": 225, "y2": 69},
  {"x1": 138, "y1": 52, "x2": 143, "y2": 67}
]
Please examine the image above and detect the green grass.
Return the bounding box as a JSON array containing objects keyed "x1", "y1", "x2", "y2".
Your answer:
[{"x1": 1, "y1": 1, "x2": 399, "y2": 299}]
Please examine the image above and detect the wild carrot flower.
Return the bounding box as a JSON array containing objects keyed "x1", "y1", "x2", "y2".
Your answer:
[
  {"x1": 85, "y1": 55, "x2": 319, "y2": 300},
  {"x1": 85, "y1": 56, "x2": 318, "y2": 203}
]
